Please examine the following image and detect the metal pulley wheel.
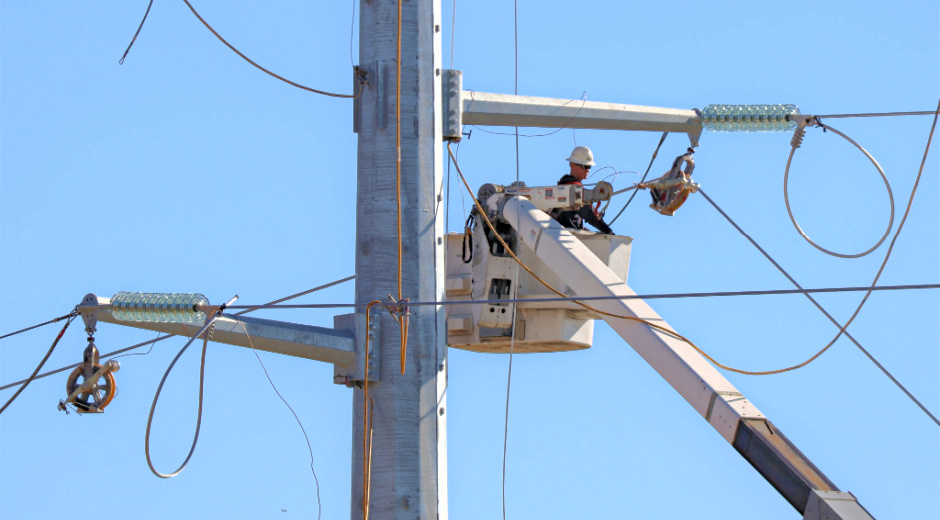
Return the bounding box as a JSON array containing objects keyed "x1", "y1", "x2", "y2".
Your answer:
[{"x1": 65, "y1": 364, "x2": 117, "y2": 412}]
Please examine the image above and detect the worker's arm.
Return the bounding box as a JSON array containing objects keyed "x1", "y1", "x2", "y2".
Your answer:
[{"x1": 578, "y1": 205, "x2": 613, "y2": 234}]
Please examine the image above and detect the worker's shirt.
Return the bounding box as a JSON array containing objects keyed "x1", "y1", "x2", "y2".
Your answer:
[{"x1": 551, "y1": 174, "x2": 614, "y2": 234}]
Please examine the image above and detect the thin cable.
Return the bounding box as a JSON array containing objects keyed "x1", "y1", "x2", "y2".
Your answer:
[
  {"x1": 110, "y1": 332, "x2": 162, "y2": 360},
  {"x1": 216, "y1": 283, "x2": 940, "y2": 312},
  {"x1": 815, "y1": 110, "x2": 939, "y2": 119},
  {"x1": 180, "y1": 0, "x2": 360, "y2": 98},
  {"x1": 449, "y1": 0, "x2": 457, "y2": 68},
  {"x1": 350, "y1": 0, "x2": 357, "y2": 68},
  {"x1": 0, "y1": 311, "x2": 77, "y2": 341},
  {"x1": 513, "y1": 0, "x2": 520, "y2": 182},
  {"x1": 119, "y1": 0, "x2": 155, "y2": 64},
  {"x1": 0, "y1": 315, "x2": 76, "y2": 414},
  {"x1": 784, "y1": 122, "x2": 894, "y2": 258},
  {"x1": 234, "y1": 276, "x2": 355, "y2": 316},
  {"x1": 608, "y1": 132, "x2": 668, "y2": 225},
  {"x1": 702, "y1": 97, "x2": 939, "y2": 428},
  {"x1": 501, "y1": 316, "x2": 515, "y2": 520},
  {"x1": 0, "y1": 277, "x2": 356, "y2": 392},
  {"x1": 144, "y1": 316, "x2": 218, "y2": 478},
  {"x1": 703, "y1": 188, "x2": 939, "y2": 421},
  {"x1": 239, "y1": 322, "x2": 322, "y2": 520},
  {"x1": 504, "y1": 4, "x2": 520, "y2": 516}
]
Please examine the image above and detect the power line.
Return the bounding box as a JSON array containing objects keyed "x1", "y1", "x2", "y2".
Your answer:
[
  {"x1": 181, "y1": 0, "x2": 361, "y2": 98},
  {"x1": 218, "y1": 283, "x2": 940, "y2": 310},
  {"x1": 700, "y1": 166, "x2": 939, "y2": 427},
  {"x1": 118, "y1": 0, "x2": 154, "y2": 64},
  {"x1": 608, "y1": 132, "x2": 668, "y2": 225},
  {"x1": 0, "y1": 315, "x2": 77, "y2": 414},
  {"x1": 814, "y1": 110, "x2": 939, "y2": 119},
  {"x1": 0, "y1": 311, "x2": 77, "y2": 340}
]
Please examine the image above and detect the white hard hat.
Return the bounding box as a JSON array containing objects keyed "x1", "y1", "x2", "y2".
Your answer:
[{"x1": 566, "y1": 146, "x2": 595, "y2": 166}]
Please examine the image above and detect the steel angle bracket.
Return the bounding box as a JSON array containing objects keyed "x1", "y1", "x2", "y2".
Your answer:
[{"x1": 333, "y1": 312, "x2": 381, "y2": 386}]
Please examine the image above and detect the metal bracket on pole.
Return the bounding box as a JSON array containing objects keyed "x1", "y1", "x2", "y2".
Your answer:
[
  {"x1": 442, "y1": 69, "x2": 704, "y2": 146},
  {"x1": 333, "y1": 311, "x2": 381, "y2": 386},
  {"x1": 442, "y1": 69, "x2": 463, "y2": 141}
]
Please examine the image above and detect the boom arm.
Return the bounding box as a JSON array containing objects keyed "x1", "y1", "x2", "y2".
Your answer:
[{"x1": 492, "y1": 194, "x2": 875, "y2": 519}]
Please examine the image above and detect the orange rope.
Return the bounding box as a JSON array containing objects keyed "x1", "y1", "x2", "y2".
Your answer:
[{"x1": 395, "y1": 0, "x2": 408, "y2": 376}]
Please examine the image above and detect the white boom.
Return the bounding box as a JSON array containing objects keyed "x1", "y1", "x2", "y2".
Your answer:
[{"x1": 490, "y1": 194, "x2": 875, "y2": 520}]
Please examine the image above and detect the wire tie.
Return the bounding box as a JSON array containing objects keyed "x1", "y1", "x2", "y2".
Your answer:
[{"x1": 384, "y1": 295, "x2": 410, "y2": 318}]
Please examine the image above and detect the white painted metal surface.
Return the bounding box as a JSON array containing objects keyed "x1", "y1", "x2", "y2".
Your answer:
[
  {"x1": 497, "y1": 195, "x2": 764, "y2": 443},
  {"x1": 459, "y1": 89, "x2": 704, "y2": 146},
  {"x1": 80, "y1": 295, "x2": 357, "y2": 366},
  {"x1": 444, "y1": 224, "x2": 633, "y2": 354},
  {"x1": 803, "y1": 491, "x2": 875, "y2": 520}
]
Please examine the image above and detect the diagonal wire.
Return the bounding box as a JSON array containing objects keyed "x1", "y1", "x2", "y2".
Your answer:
[
  {"x1": 504, "y1": 2, "x2": 520, "y2": 517},
  {"x1": 700, "y1": 136, "x2": 939, "y2": 429},
  {"x1": 119, "y1": 0, "x2": 155, "y2": 64},
  {"x1": 180, "y1": 0, "x2": 360, "y2": 98},
  {"x1": 239, "y1": 322, "x2": 322, "y2": 520},
  {"x1": 0, "y1": 311, "x2": 77, "y2": 340},
  {"x1": 0, "y1": 315, "x2": 76, "y2": 414},
  {"x1": 608, "y1": 132, "x2": 668, "y2": 225}
]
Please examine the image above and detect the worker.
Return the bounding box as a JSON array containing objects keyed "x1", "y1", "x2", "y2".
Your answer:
[{"x1": 551, "y1": 146, "x2": 614, "y2": 234}]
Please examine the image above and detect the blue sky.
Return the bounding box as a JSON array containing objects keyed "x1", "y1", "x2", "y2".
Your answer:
[{"x1": 1, "y1": 1, "x2": 937, "y2": 519}]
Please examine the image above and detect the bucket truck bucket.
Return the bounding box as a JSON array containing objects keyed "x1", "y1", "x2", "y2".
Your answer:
[{"x1": 444, "y1": 226, "x2": 632, "y2": 353}]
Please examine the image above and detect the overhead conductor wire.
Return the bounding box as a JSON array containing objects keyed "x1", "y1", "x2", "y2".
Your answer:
[
  {"x1": 608, "y1": 132, "x2": 668, "y2": 225},
  {"x1": 180, "y1": 0, "x2": 361, "y2": 98},
  {"x1": 118, "y1": 0, "x2": 155, "y2": 64},
  {"x1": 120, "y1": 0, "x2": 363, "y2": 96},
  {"x1": 0, "y1": 314, "x2": 77, "y2": 414},
  {"x1": 0, "y1": 311, "x2": 77, "y2": 341},
  {"x1": 201, "y1": 283, "x2": 940, "y2": 313},
  {"x1": 784, "y1": 121, "x2": 894, "y2": 258},
  {"x1": 144, "y1": 308, "x2": 225, "y2": 478},
  {"x1": 700, "y1": 99, "x2": 940, "y2": 425}
]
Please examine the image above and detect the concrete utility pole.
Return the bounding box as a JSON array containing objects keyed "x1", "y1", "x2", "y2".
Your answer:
[{"x1": 352, "y1": 0, "x2": 446, "y2": 518}]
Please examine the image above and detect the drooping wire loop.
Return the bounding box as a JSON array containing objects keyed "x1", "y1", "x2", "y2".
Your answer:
[{"x1": 784, "y1": 120, "x2": 895, "y2": 258}]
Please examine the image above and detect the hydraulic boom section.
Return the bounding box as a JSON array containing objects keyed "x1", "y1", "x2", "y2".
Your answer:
[{"x1": 465, "y1": 187, "x2": 875, "y2": 519}]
